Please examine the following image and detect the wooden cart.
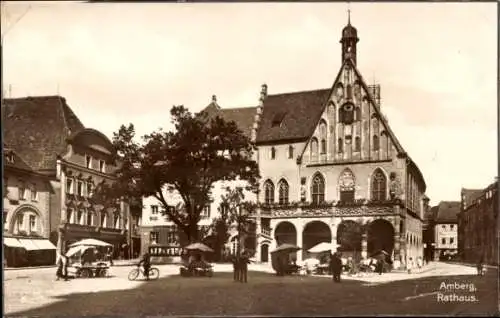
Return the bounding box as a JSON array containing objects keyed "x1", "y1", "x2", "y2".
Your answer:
[{"x1": 72, "y1": 263, "x2": 110, "y2": 278}]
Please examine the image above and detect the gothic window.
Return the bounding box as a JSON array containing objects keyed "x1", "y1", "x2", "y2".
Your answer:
[
  {"x1": 373, "y1": 135, "x2": 380, "y2": 150},
  {"x1": 278, "y1": 179, "x2": 289, "y2": 205},
  {"x1": 371, "y1": 169, "x2": 387, "y2": 201},
  {"x1": 319, "y1": 121, "x2": 327, "y2": 154},
  {"x1": 78, "y1": 210, "x2": 84, "y2": 225},
  {"x1": 311, "y1": 173, "x2": 325, "y2": 205},
  {"x1": 338, "y1": 138, "x2": 344, "y2": 153},
  {"x1": 114, "y1": 214, "x2": 120, "y2": 229},
  {"x1": 270, "y1": 147, "x2": 276, "y2": 160},
  {"x1": 310, "y1": 138, "x2": 319, "y2": 160},
  {"x1": 264, "y1": 180, "x2": 275, "y2": 205},
  {"x1": 346, "y1": 84, "x2": 353, "y2": 100},
  {"x1": 339, "y1": 169, "x2": 355, "y2": 203},
  {"x1": 355, "y1": 106, "x2": 361, "y2": 121},
  {"x1": 288, "y1": 145, "x2": 294, "y2": 159},
  {"x1": 354, "y1": 136, "x2": 361, "y2": 152}
]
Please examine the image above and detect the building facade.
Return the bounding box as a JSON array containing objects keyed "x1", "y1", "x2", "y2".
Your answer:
[
  {"x1": 205, "y1": 19, "x2": 428, "y2": 268},
  {"x1": 3, "y1": 96, "x2": 141, "y2": 260},
  {"x1": 432, "y1": 201, "x2": 459, "y2": 261},
  {"x1": 459, "y1": 180, "x2": 498, "y2": 265},
  {"x1": 3, "y1": 146, "x2": 57, "y2": 267},
  {"x1": 140, "y1": 179, "x2": 255, "y2": 262}
]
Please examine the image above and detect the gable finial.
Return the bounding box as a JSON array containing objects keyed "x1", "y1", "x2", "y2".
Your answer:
[
  {"x1": 212, "y1": 95, "x2": 217, "y2": 103},
  {"x1": 347, "y1": 2, "x2": 351, "y2": 25}
]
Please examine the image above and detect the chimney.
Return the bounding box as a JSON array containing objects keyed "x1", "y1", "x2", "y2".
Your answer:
[{"x1": 251, "y1": 83, "x2": 268, "y2": 143}]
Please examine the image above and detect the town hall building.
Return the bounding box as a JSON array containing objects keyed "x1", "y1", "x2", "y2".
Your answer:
[{"x1": 204, "y1": 17, "x2": 428, "y2": 268}]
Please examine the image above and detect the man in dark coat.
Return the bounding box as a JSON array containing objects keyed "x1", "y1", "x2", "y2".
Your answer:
[
  {"x1": 239, "y1": 251, "x2": 251, "y2": 283},
  {"x1": 232, "y1": 254, "x2": 240, "y2": 281},
  {"x1": 330, "y1": 252, "x2": 342, "y2": 282}
]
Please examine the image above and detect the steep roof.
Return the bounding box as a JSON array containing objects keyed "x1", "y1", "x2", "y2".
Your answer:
[
  {"x1": 3, "y1": 144, "x2": 33, "y2": 172},
  {"x1": 461, "y1": 188, "x2": 483, "y2": 209},
  {"x1": 3, "y1": 96, "x2": 85, "y2": 173},
  {"x1": 200, "y1": 100, "x2": 257, "y2": 139},
  {"x1": 256, "y1": 89, "x2": 330, "y2": 144},
  {"x1": 435, "y1": 201, "x2": 460, "y2": 223}
]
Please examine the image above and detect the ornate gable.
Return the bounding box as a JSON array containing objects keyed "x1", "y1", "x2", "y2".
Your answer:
[{"x1": 302, "y1": 58, "x2": 406, "y2": 165}]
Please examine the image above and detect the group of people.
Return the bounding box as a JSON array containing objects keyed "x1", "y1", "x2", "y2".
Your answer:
[{"x1": 231, "y1": 251, "x2": 252, "y2": 283}]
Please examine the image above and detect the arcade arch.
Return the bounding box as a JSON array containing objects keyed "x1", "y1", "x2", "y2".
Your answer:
[{"x1": 302, "y1": 221, "x2": 331, "y2": 260}]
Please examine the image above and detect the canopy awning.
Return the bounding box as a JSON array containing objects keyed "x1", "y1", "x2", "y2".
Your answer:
[
  {"x1": 69, "y1": 238, "x2": 113, "y2": 247},
  {"x1": 32, "y1": 239, "x2": 57, "y2": 250},
  {"x1": 4, "y1": 237, "x2": 23, "y2": 248},
  {"x1": 18, "y1": 239, "x2": 57, "y2": 251}
]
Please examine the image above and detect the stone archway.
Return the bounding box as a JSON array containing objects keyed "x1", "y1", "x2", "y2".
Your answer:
[
  {"x1": 302, "y1": 221, "x2": 331, "y2": 260},
  {"x1": 274, "y1": 221, "x2": 297, "y2": 246},
  {"x1": 367, "y1": 219, "x2": 395, "y2": 257},
  {"x1": 336, "y1": 220, "x2": 362, "y2": 260},
  {"x1": 9, "y1": 205, "x2": 44, "y2": 235}
]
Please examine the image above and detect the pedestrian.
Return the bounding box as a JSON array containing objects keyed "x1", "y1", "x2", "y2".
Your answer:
[
  {"x1": 239, "y1": 251, "x2": 251, "y2": 283},
  {"x1": 407, "y1": 257, "x2": 413, "y2": 274},
  {"x1": 476, "y1": 255, "x2": 484, "y2": 276},
  {"x1": 330, "y1": 252, "x2": 342, "y2": 282},
  {"x1": 232, "y1": 254, "x2": 240, "y2": 281},
  {"x1": 377, "y1": 258, "x2": 385, "y2": 275},
  {"x1": 56, "y1": 253, "x2": 64, "y2": 281},
  {"x1": 417, "y1": 257, "x2": 423, "y2": 271}
]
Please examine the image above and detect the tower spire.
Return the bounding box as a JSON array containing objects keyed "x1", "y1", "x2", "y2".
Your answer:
[{"x1": 347, "y1": 3, "x2": 351, "y2": 25}]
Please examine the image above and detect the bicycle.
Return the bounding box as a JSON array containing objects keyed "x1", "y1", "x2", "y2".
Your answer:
[{"x1": 128, "y1": 264, "x2": 160, "y2": 281}]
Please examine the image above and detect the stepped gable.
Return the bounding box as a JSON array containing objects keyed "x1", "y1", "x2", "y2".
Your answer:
[{"x1": 3, "y1": 95, "x2": 85, "y2": 173}]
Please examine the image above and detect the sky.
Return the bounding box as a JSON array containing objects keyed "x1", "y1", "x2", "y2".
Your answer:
[{"x1": 2, "y1": 1, "x2": 497, "y2": 206}]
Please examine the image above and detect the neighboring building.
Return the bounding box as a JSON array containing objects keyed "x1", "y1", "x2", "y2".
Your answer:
[
  {"x1": 432, "y1": 201, "x2": 459, "y2": 261},
  {"x1": 421, "y1": 195, "x2": 435, "y2": 262},
  {"x1": 3, "y1": 145, "x2": 57, "y2": 267},
  {"x1": 203, "y1": 17, "x2": 428, "y2": 267},
  {"x1": 3, "y1": 96, "x2": 141, "y2": 260},
  {"x1": 459, "y1": 180, "x2": 498, "y2": 265}
]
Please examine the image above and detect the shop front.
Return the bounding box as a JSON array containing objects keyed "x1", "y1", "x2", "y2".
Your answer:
[{"x1": 3, "y1": 236, "x2": 57, "y2": 267}]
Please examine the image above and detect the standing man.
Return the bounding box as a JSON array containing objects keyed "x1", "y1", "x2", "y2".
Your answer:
[
  {"x1": 232, "y1": 254, "x2": 240, "y2": 282},
  {"x1": 239, "y1": 250, "x2": 251, "y2": 283},
  {"x1": 330, "y1": 252, "x2": 342, "y2": 283}
]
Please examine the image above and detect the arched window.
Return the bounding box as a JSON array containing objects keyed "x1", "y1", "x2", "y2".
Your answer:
[
  {"x1": 339, "y1": 169, "x2": 355, "y2": 203},
  {"x1": 354, "y1": 136, "x2": 361, "y2": 152},
  {"x1": 338, "y1": 138, "x2": 343, "y2": 153},
  {"x1": 371, "y1": 169, "x2": 387, "y2": 201},
  {"x1": 311, "y1": 173, "x2": 325, "y2": 205},
  {"x1": 278, "y1": 179, "x2": 289, "y2": 205},
  {"x1": 264, "y1": 180, "x2": 275, "y2": 205},
  {"x1": 310, "y1": 138, "x2": 319, "y2": 160},
  {"x1": 373, "y1": 135, "x2": 379, "y2": 150},
  {"x1": 355, "y1": 106, "x2": 361, "y2": 121},
  {"x1": 319, "y1": 121, "x2": 327, "y2": 154}
]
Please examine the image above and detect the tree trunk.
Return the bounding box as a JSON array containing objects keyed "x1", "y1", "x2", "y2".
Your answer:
[{"x1": 187, "y1": 223, "x2": 199, "y2": 244}]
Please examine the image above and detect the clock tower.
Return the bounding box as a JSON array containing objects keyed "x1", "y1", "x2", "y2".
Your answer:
[{"x1": 340, "y1": 10, "x2": 359, "y2": 66}]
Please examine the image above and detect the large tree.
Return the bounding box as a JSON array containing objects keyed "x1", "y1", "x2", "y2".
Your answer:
[
  {"x1": 99, "y1": 105, "x2": 259, "y2": 244},
  {"x1": 209, "y1": 186, "x2": 256, "y2": 260}
]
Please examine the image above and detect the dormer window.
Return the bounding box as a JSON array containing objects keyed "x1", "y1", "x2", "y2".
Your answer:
[
  {"x1": 5, "y1": 153, "x2": 14, "y2": 164},
  {"x1": 271, "y1": 111, "x2": 287, "y2": 128},
  {"x1": 151, "y1": 205, "x2": 159, "y2": 215}
]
